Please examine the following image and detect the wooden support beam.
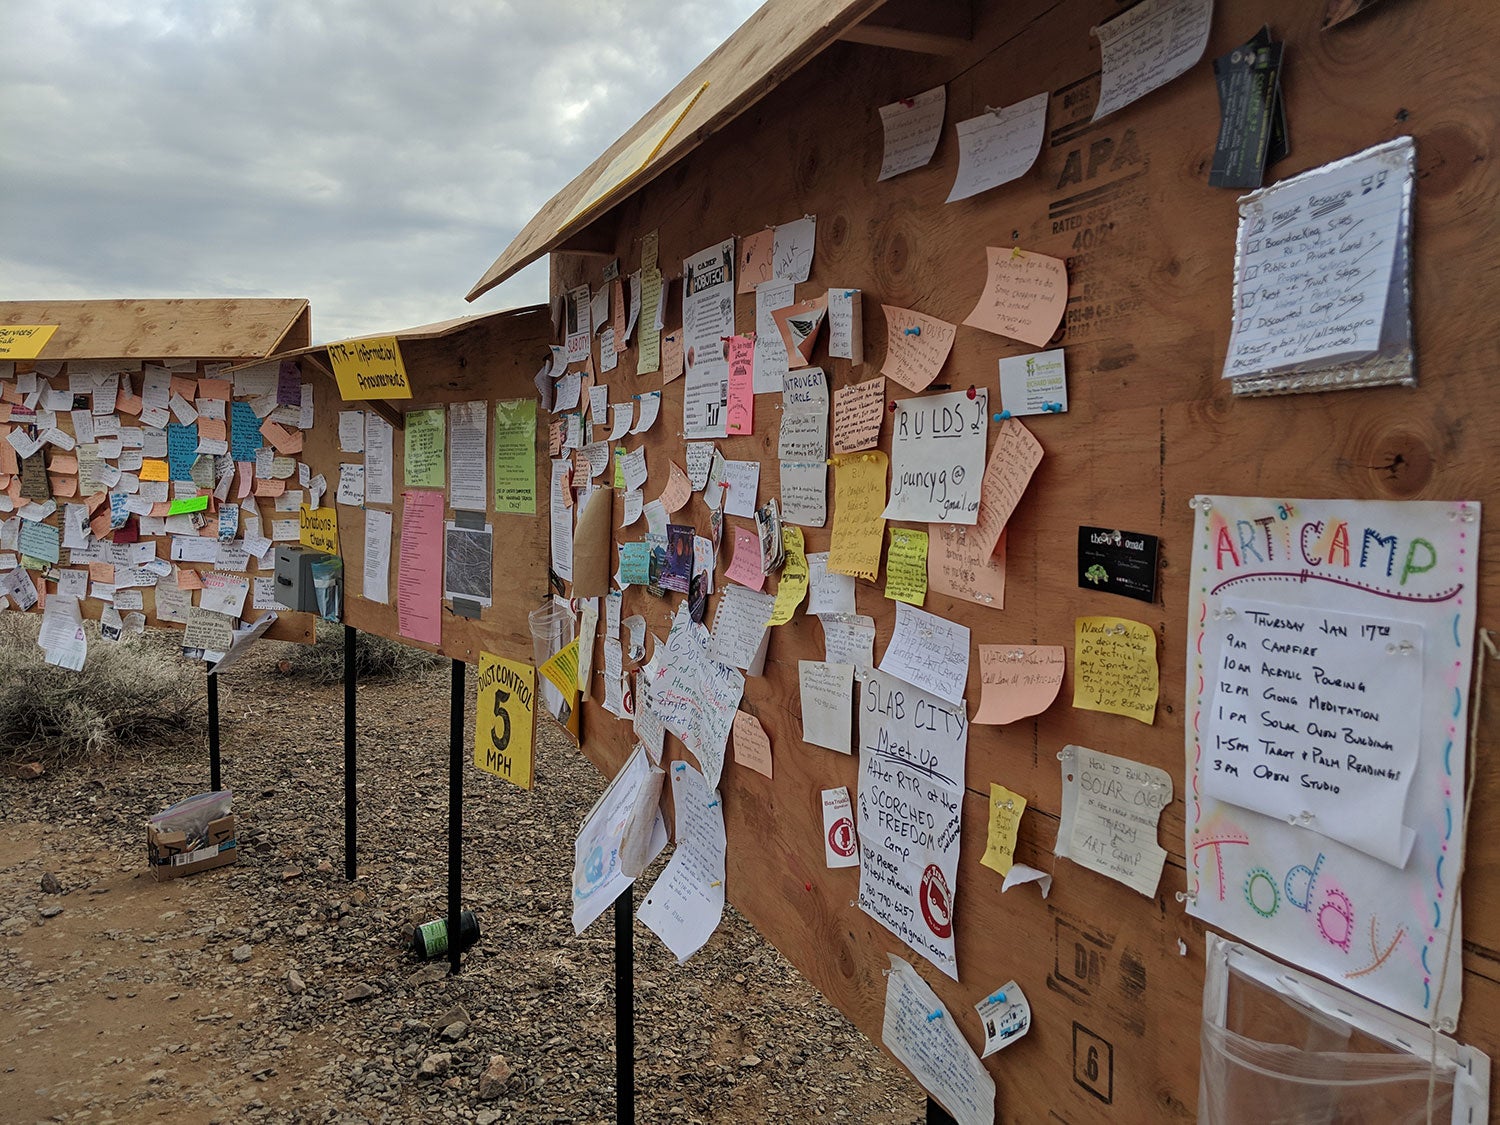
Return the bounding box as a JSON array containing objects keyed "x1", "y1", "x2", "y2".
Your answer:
[{"x1": 838, "y1": 0, "x2": 972, "y2": 55}]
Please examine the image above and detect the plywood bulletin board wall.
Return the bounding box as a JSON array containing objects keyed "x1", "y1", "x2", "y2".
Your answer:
[
  {"x1": 292, "y1": 306, "x2": 554, "y2": 666},
  {"x1": 530, "y1": 0, "x2": 1500, "y2": 1119},
  {"x1": 1, "y1": 299, "x2": 317, "y2": 646}
]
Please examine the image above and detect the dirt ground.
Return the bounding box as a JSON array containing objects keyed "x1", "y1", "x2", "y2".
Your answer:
[{"x1": 0, "y1": 636, "x2": 923, "y2": 1124}]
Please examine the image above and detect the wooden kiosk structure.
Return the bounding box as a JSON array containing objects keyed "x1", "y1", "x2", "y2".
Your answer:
[{"x1": 467, "y1": 0, "x2": 1500, "y2": 1121}]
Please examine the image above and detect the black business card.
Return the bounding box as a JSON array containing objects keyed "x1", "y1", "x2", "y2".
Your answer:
[
  {"x1": 1209, "y1": 27, "x2": 1287, "y2": 190},
  {"x1": 1078, "y1": 526, "x2": 1160, "y2": 603}
]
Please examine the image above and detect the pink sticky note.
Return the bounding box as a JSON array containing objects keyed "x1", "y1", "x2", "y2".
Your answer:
[
  {"x1": 725, "y1": 526, "x2": 765, "y2": 591},
  {"x1": 974, "y1": 418, "x2": 1043, "y2": 557},
  {"x1": 726, "y1": 335, "x2": 754, "y2": 435},
  {"x1": 962, "y1": 248, "x2": 1068, "y2": 347},
  {"x1": 929, "y1": 526, "x2": 1006, "y2": 608},
  {"x1": 236, "y1": 462, "x2": 254, "y2": 499},
  {"x1": 397, "y1": 490, "x2": 445, "y2": 647},
  {"x1": 973, "y1": 644, "x2": 1065, "y2": 725},
  {"x1": 732, "y1": 710, "x2": 773, "y2": 777},
  {"x1": 737, "y1": 229, "x2": 775, "y2": 294},
  {"x1": 658, "y1": 461, "x2": 691, "y2": 514},
  {"x1": 880, "y1": 305, "x2": 957, "y2": 392},
  {"x1": 197, "y1": 379, "x2": 232, "y2": 400}
]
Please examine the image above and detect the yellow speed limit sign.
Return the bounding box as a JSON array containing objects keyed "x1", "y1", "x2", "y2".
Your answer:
[{"x1": 475, "y1": 652, "x2": 535, "y2": 789}]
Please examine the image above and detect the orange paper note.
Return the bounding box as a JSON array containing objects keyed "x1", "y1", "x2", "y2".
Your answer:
[
  {"x1": 928, "y1": 526, "x2": 1007, "y2": 608},
  {"x1": 974, "y1": 644, "x2": 1065, "y2": 724},
  {"x1": 737, "y1": 229, "x2": 775, "y2": 294},
  {"x1": 116, "y1": 389, "x2": 143, "y2": 415},
  {"x1": 662, "y1": 332, "x2": 684, "y2": 383},
  {"x1": 89, "y1": 561, "x2": 115, "y2": 583},
  {"x1": 963, "y1": 247, "x2": 1068, "y2": 347},
  {"x1": 724, "y1": 526, "x2": 765, "y2": 591},
  {"x1": 197, "y1": 418, "x2": 228, "y2": 443},
  {"x1": 140, "y1": 459, "x2": 169, "y2": 482},
  {"x1": 47, "y1": 453, "x2": 78, "y2": 475},
  {"x1": 261, "y1": 421, "x2": 303, "y2": 454},
  {"x1": 880, "y1": 306, "x2": 956, "y2": 392},
  {"x1": 732, "y1": 709, "x2": 773, "y2": 777},
  {"x1": 49, "y1": 474, "x2": 78, "y2": 497},
  {"x1": 254, "y1": 478, "x2": 286, "y2": 497},
  {"x1": 89, "y1": 508, "x2": 112, "y2": 539},
  {"x1": 197, "y1": 378, "x2": 231, "y2": 400},
  {"x1": 176, "y1": 566, "x2": 203, "y2": 590},
  {"x1": 170, "y1": 374, "x2": 198, "y2": 401},
  {"x1": 658, "y1": 461, "x2": 691, "y2": 514},
  {"x1": 974, "y1": 418, "x2": 1042, "y2": 557}
]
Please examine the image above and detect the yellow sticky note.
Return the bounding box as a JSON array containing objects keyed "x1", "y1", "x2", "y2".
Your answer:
[
  {"x1": 474, "y1": 652, "x2": 535, "y2": 789},
  {"x1": 768, "y1": 526, "x2": 808, "y2": 625},
  {"x1": 827, "y1": 451, "x2": 887, "y2": 581},
  {"x1": 140, "y1": 459, "x2": 169, "y2": 482},
  {"x1": 299, "y1": 504, "x2": 339, "y2": 555},
  {"x1": 1073, "y1": 616, "x2": 1158, "y2": 724},
  {"x1": 980, "y1": 783, "x2": 1027, "y2": 877},
  {"x1": 539, "y1": 639, "x2": 581, "y2": 738},
  {"x1": 884, "y1": 527, "x2": 928, "y2": 605},
  {"x1": 0, "y1": 325, "x2": 59, "y2": 359},
  {"x1": 326, "y1": 336, "x2": 412, "y2": 400}
]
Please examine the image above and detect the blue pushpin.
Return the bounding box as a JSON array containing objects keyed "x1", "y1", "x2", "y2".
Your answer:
[
  {"x1": 843, "y1": 289, "x2": 857, "y2": 298},
  {"x1": 1042, "y1": 401, "x2": 1064, "y2": 413},
  {"x1": 707, "y1": 799, "x2": 719, "y2": 808},
  {"x1": 992, "y1": 410, "x2": 1011, "y2": 423},
  {"x1": 927, "y1": 1009, "x2": 944, "y2": 1022},
  {"x1": 673, "y1": 762, "x2": 687, "y2": 772},
  {"x1": 985, "y1": 990, "x2": 1008, "y2": 1005},
  {"x1": 903, "y1": 326, "x2": 921, "y2": 336}
]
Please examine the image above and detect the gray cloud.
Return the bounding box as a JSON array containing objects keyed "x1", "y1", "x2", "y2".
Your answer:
[{"x1": 0, "y1": 0, "x2": 761, "y2": 341}]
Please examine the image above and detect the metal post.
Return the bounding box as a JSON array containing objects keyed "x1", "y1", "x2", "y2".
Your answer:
[
  {"x1": 343, "y1": 625, "x2": 357, "y2": 881},
  {"x1": 448, "y1": 657, "x2": 465, "y2": 975},
  {"x1": 207, "y1": 665, "x2": 221, "y2": 792},
  {"x1": 615, "y1": 885, "x2": 634, "y2": 1125},
  {"x1": 927, "y1": 1098, "x2": 957, "y2": 1124}
]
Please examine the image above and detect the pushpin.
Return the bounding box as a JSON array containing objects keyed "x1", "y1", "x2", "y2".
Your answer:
[
  {"x1": 843, "y1": 289, "x2": 857, "y2": 298},
  {"x1": 992, "y1": 410, "x2": 1011, "y2": 422},
  {"x1": 673, "y1": 761, "x2": 687, "y2": 772},
  {"x1": 889, "y1": 401, "x2": 899, "y2": 413},
  {"x1": 710, "y1": 880, "x2": 723, "y2": 888},
  {"x1": 985, "y1": 990, "x2": 1008, "y2": 1005},
  {"x1": 899, "y1": 97, "x2": 915, "y2": 108},
  {"x1": 966, "y1": 385, "x2": 977, "y2": 400},
  {"x1": 708, "y1": 799, "x2": 719, "y2": 808},
  {"x1": 927, "y1": 1009, "x2": 944, "y2": 1022},
  {"x1": 903, "y1": 326, "x2": 921, "y2": 336},
  {"x1": 1011, "y1": 246, "x2": 1024, "y2": 259},
  {"x1": 1042, "y1": 401, "x2": 1063, "y2": 413}
]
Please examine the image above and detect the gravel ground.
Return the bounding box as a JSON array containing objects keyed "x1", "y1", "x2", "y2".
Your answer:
[{"x1": 0, "y1": 637, "x2": 923, "y2": 1124}]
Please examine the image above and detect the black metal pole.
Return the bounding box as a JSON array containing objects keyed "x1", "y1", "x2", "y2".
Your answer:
[
  {"x1": 615, "y1": 884, "x2": 634, "y2": 1125},
  {"x1": 927, "y1": 1098, "x2": 957, "y2": 1124},
  {"x1": 207, "y1": 665, "x2": 221, "y2": 792},
  {"x1": 448, "y1": 657, "x2": 465, "y2": 975},
  {"x1": 343, "y1": 625, "x2": 357, "y2": 881}
]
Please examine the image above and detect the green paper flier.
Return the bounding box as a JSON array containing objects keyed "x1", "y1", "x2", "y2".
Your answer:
[
  {"x1": 493, "y1": 399, "x2": 536, "y2": 514},
  {"x1": 404, "y1": 407, "x2": 446, "y2": 488}
]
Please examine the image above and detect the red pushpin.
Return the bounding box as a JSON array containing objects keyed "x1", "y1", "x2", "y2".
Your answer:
[
  {"x1": 888, "y1": 401, "x2": 898, "y2": 413},
  {"x1": 966, "y1": 385, "x2": 977, "y2": 400}
]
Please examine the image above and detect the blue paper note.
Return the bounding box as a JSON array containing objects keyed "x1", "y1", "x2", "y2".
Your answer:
[
  {"x1": 620, "y1": 542, "x2": 652, "y2": 586},
  {"x1": 167, "y1": 422, "x2": 199, "y2": 481},
  {"x1": 19, "y1": 519, "x2": 60, "y2": 564},
  {"x1": 230, "y1": 401, "x2": 263, "y2": 462}
]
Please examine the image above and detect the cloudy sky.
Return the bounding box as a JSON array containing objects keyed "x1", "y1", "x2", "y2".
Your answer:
[{"x1": 0, "y1": 1, "x2": 762, "y2": 342}]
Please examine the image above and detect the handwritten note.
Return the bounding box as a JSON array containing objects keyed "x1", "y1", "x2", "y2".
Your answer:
[
  {"x1": 767, "y1": 526, "x2": 809, "y2": 626},
  {"x1": 772, "y1": 215, "x2": 817, "y2": 284},
  {"x1": 974, "y1": 418, "x2": 1043, "y2": 557},
  {"x1": 753, "y1": 279, "x2": 795, "y2": 393},
  {"x1": 637, "y1": 762, "x2": 726, "y2": 964},
  {"x1": 880, "y1": 306, "x2": 956, "y2": 392},
  {"x1": 859, "y1": 670, "x2": 968, "y2": 979},
  {"x1": 778, "y1": 459, "x2": 826, "y2": 528},
  {"x1": 827, "y1": 288, "x2": 863, "y2": 364},
  {"x1": 974, "y1": 644, "x2": 1064, "y2": 725},
  {"x1": 946, "y1": 92, "x2": 1049, "y2": 203},
  {"x1": 737, "y1": 228, "x2": 774, "y2": 294},
  {"x1": 709, "y1": 584, "x2": 776, "y2": 671},
  {"x1": 807, "y1": 552, "x2": 855, "y2": 616},
  {"x1": 1222, "y1": 138, "x2": 1410, "y2": 378},
  {"x1": 963, "y1": 248, "x2": 1068, "y2": 347},
  {"x1": 877, "y1": 86, "x2": 946, "y2": 181},
  {"x1": 725, "y1": 525, "x2": 765, "y2": 590},
  {"x1": 880, "y1": 603, "x2": 971, "y2": 707},
  {"x1": 779, "y1": 366, "x2": 828, "y2": 461},
  {"x1": 821, "y1": 614, "x2": 876, "y2": 675},
  {"x1": 884, "y1": 528, "x2": 928, "y2": 605},
  {"x1": 928, "y1": 525, "x2": 1006, "y2": 608},
  {"x1": 998, "y1": 348, "x2": 1067, "y2": 416},
  {"x1": 832, "y1": 375, "x2": 885, "y2": 455},
  {"x1": 884, "y1": 390, "x2": 987, "y2": 524},
  {"x1": 1073, "y1": 616, "x2": 1158, "y2": 724},
  {"x1": 661, "y1": 331, "x2": 684, "y2": 383},
  {"x1": 800, "y1": 660, "x2": 854, "y2": 754},
  {"x1": 1056, "y1": 745, "x2": 1172, "y2": 896},
  {"x1": 721, "y1": 459, "x2": 759, "y2": 519},
  {"x1": 980, "y1": 783, "x2": 1027, "y2": 876},
  {"x1": 1201, "y1": 599, "x2": 1422, "y2": 866},
  {"x1": 654, "y1": 604, "x2": 745, "y2": 789},
  {"x1": 827, "y1": 452, "x2": 887, "y2": 581},
  {"x1": 1092, "y1": 0, "x2": 1213, "y2": 121},
  {"x1": 686, "y1": 442, "x2": 714, "y2": 490},
  {"x1": 732, "y1": 710, "x2": 773, "y2": 778}
]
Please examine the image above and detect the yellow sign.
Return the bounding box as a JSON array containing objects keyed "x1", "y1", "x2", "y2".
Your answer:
[
  {"x1": 299, "y1": 504, "x2": 340, "y2": 555},
  {"x1": 539, "y1": 638, "x2": 581, "y2": 738},
  {"x1": 475, "y1": 651, "x2": 535, "y2": 788},
  {"x1": 0, "y1": 325, "x2": 59, "y2": 359},
  {"x1": 326, "y1": 336, "x2": 412, "y2": 400},
  {"x1": 1072, "y1": 616, "x2": 1159, "y2": 724},
  {"x1": 980, "y1": 783, "x2": 1027, "y2": 877}
]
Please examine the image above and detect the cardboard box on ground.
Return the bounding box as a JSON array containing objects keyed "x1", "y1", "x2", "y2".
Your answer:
[{"x1": 146, "y1": 814, "x2": 238, "y2": 881}]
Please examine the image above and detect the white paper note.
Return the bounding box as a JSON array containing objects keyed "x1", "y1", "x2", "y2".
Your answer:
[
  {"x1": 946, "y1": 92, "x2": 1049, "y2": 203},
  {"x1": 363, "y1": 508, "x2": 392, "y2": 604},
  {"x1": 637, "y1": 762, "x2": 726, "y2": 964},
  {"x1": 800, "y1": 661, "x2": 854, "y2": 754},
  {"x1": 880, "y1": 603, "x2": 971, "y2": 706},
  {"x1": 878, "y1": 86, "x2": 947, "y2": 181},
  {"x1": 884, "y1": 390, "x2": 987, "y2": 524},
  {"x1": 1092, "y1": 0, "x2": 1214, "y2": 121},
  {"x1": 1055, "y1": 744, "x2": 1172, "y2": 896}
]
